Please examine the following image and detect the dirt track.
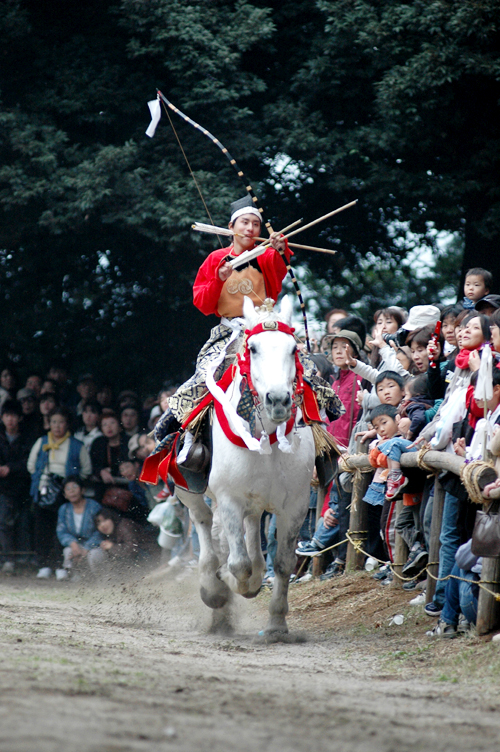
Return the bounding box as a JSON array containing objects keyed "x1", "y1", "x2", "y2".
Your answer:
[{"x1": 1, "y1": 568, "x2": 500, "y2": 752}]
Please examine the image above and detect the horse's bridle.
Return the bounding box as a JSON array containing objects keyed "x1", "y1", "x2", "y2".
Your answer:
[{"x1": 237, "y1": 321, "x2": 305, "y2": 403}]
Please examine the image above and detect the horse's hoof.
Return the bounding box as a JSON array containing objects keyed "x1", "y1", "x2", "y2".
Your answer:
[
  {"x1": 200, "y1": 586, "x2": 229, "y2": 610},
  {"x1": 240, "y1": 587, "x2": 261, "y2": 599}
]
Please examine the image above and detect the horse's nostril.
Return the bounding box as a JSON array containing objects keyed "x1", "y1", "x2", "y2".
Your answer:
[
  {"x1": 265, "y1": 392, "x2": 272, "y2": 404},
  {"x1": 283, "y1": 394, "x2": 291, "y2": 407}
]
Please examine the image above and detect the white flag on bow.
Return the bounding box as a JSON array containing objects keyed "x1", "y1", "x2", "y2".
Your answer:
[{"x1": 145, "y1": 99, "x2": 161, "y2": 138}]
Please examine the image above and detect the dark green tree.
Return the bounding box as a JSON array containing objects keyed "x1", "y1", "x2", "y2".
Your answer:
[
  {"x1": 0, "y1": 0, "x2": 498, "y2": 392},
  {"x1": 260, "y1": 0, "x2": 500, "y2": 305},
  {"x1": 0, "y1": 0, "x2": 275, "y2": 389}
]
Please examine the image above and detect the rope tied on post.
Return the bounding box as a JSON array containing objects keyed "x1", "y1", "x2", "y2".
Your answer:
[
  {"x1": 460, "y1": 459, "x2": 496, "y2": 505},
  {"x1": 344, "y1": 531, "x2": 500, "y2": 599},
  {"x1": 338, "y1": 453, "x2": 374, "y2": 477},
  {"x1": 416, "y1": 443, "x2": 439, "y2": 477}
]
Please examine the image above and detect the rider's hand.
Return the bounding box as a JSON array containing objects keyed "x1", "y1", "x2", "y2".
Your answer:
[
  {"x1": 270, "y1": 232, "x2": 286, "y2": 252},
  {"x1": 218, "y1": 262, "x2": 233, "y2": 281}
]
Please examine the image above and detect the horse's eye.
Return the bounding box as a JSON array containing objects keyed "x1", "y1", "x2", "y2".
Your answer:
[
  {"x1": 291, "y1": 344, "x2": 297, "y2": 355},
  {"x1": 249, "y1": 344, "x2": 257, "y2": 355}
]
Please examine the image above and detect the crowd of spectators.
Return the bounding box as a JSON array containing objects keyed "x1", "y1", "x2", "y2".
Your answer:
[
  {"x1": 0, "y1": 368, "x2": 179, "y2": 581},
  {"x1": 1, "y1": 266, "x2": 500, "y2": 642},
  {"x1": 288, "y1": 266, "x2": 500, "y2": 638}
]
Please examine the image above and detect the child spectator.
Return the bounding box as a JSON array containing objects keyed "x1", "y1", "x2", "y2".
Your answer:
[
  {"x1": 0, "y1": 400, "x2": 32, "y2": 573},
  {"x1": 28, "y1": 407, "x2": 91, "y2": 579},
  {"x1": 399, "y1": 374, "x2": 437, "y2": 441},
  {"x1": 74, "y1": 401, "x2": 103, "y2": 450},
  {"x1": 462, "y1": 267, "x2": 492, "y2": 310},
  {"x1": 370, "y1": 405, "x2": 416, "y2": 500},
  {"x1": 363, "y1": 405, "x2": 399, "y2": 565},
  {"x1": 56, "y1": 476, "x2": 104, "y2": 579},
  {"x1": 375, "y1": 371, "x2": 405, "y2": 407},
  {"x1": 0, "y1": 367, "x2": 17, "y2": 409}
]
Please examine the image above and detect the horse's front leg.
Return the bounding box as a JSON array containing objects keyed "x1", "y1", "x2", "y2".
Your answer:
[
  {"x1": 216, "y1": 495, "x2": 253, "y2": 595},
  {"x1": 265, "y1": 511, "x2": 305, "y2": 635},
  {"x1": 240, "y1": 513, "x2": 266, "y2": 598},
  {"x1": 174, "y1": 486, "x2": 231, "y2": 609}
]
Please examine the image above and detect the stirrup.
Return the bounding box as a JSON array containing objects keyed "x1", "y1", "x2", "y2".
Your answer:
[{"x1": 178, "y1": 442, "x2": 210, "y2": 473}]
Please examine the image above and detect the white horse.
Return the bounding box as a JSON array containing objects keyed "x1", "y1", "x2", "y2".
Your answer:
[{"x1": 175, "y1": 296, "x2": 316, "y2": 635}]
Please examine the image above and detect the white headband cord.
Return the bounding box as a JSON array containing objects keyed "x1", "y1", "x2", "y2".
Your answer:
[{"x1": 230, "y1": 207, "x2": 262, "y2": 224}]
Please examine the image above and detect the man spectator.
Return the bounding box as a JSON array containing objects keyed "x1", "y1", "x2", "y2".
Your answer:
[
  {"x1": 0, "y1": 400, "x2": 32, "y2": 572},
  {"x1": 17, "y1": 388, "x2": 42, "y2": 442}
]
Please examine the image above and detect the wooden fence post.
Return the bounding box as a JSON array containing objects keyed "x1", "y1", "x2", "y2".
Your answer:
[
  {"x1": 346, "y1": 444, "x2": 370, "y2": 571},
  {"x1": 391, "y1": 499, "x2": 408, "y2": 590},
  {"x1": 476, "y1": 501, "x2": 500, "y2": 636},
  {"x1": 476, "y1": 559, "x2": 500, "y2": 636},
  {"x1": 426, "y1": 479, "x2": 444, "y2": 605}
]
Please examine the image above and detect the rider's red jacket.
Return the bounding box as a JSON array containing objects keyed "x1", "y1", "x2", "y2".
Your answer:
[{"x1": 193, "y1": 244, "x2": 292, "y2": 317}]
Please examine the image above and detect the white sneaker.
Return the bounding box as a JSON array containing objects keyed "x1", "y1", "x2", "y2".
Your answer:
[
  {"x1": 2, "y1": 561, "x2": 14, "y2": 574},
  {"x1": 409, "y1": 592, "x2": 426, "y2": 606},
  {"x1": 36, "y1": 567, "x2": 52, "y2": 579},
  {"x1": 55, "y1": 568, "x2": 69, "y2": 581}
]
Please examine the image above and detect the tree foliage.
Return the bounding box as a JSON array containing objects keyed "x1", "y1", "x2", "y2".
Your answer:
[{"x1": 0, "y1": 0, "x2": 498, "y2": 389}]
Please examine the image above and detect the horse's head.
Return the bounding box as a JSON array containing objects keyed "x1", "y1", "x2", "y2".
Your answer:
[{"x1": 241, "y1": 296, "x2": 299, "y2": 424}]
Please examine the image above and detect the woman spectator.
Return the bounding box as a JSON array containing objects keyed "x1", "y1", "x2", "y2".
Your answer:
[
  {"x1": 369, "y1": 307, "x2": 407, "y2": 369},
  {"x1": 96, "y1": 384, "x2": 114, "y2": 409},
  {"x1": 56, "y1": 475, "x2": 105, "y2": 579},
  {"x1": 39, "y1": 392, "x2": 58, "y2": 433},
  {"x1": 0, "y1": 367, "x2": 17, "y2": 409},
  {"x1": 90, "y1": 409, "x2": 129, "y2": 500},
  {"x1": 491, "y1": 308, "x2": 500, "y2": 353},
  {"x1": 405, "y1": 325, "x2": 438, "y2": 373},
  {"x1": 95, "y1": 507, "x2": 158, "y2": 568},
  {"x1": 27, "y1": 407, "x2": 91, "y2": 579},
  {"x1": 74, "y1": 401, "x2": 103, "y2": 450}
]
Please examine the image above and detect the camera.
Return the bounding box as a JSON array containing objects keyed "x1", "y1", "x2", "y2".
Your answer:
[{"x1": 383, "y1": 327, "x2": 407, "y2": 347}]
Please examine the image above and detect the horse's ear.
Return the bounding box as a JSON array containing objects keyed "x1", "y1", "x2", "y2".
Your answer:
[
  {"x1": 243, "y1": 295, "x2": 259, "y2": 328},
  {"x1": 279, "y1": 295, "x2": 293, "y2": 327}
]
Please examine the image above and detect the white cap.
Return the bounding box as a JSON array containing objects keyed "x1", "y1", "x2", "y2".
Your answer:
[
  {"x1": 402, "y1": 305, "x2": 440, "y2": 331},
  {"x1": 230, "y1": 206, "x2": 262, "y2": 224}
]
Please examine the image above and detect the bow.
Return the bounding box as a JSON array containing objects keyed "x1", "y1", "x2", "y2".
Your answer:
[{"x1": 152, "y1": 90, "x2": 312, "y2": 352}]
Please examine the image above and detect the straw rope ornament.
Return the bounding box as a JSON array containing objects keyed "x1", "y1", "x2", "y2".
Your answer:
[
  {"x1": 460, "y1": 459, "x2": 496, "y2": 505},
  {"x1": 153, "y1": 90, "x2": 313, "y2": 350}
]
